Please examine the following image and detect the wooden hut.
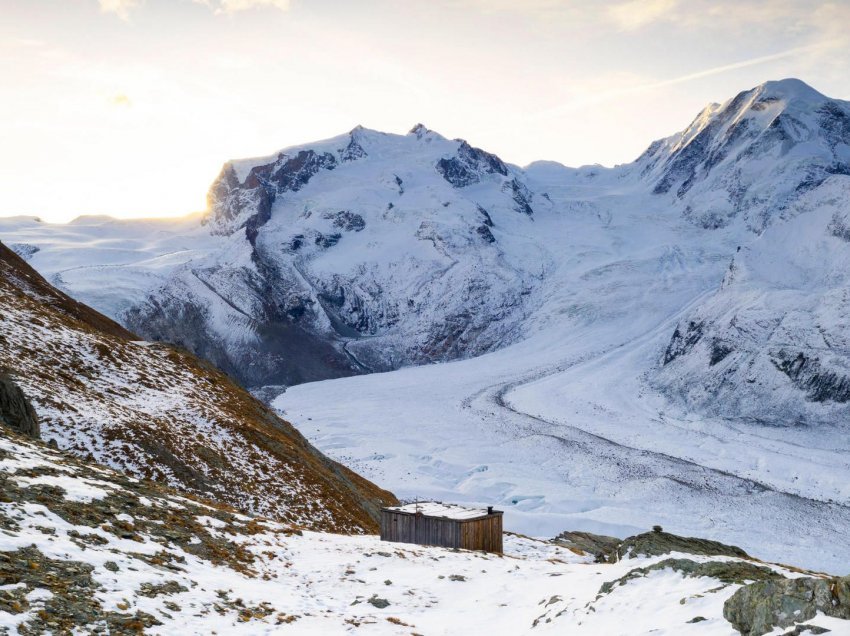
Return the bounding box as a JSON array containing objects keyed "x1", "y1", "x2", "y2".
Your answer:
[{"x1": 380, "y1": 502, "x2": 503, "y2": 554}]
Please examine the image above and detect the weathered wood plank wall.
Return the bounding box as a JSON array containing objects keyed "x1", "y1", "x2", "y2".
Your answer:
[{"x1": 380, "y1": 510, "x2": 503, "y2": 553}]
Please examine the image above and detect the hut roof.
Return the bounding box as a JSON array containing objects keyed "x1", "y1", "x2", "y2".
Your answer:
[{"x1": 383, "y1": 502, "x2": 500, "y2": 520}]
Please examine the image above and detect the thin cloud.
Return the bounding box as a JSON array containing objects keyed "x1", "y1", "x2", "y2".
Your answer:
[
  {"x1": 99, "y1": 0, "x2": 290, "y2": 19},
  {"x1": 98, "y1": 0, "x2": 141, "y2": 20},
  {"x1": 607, "y1": 0, "x2": 678, "y2": 31},
  {"x1": 192, "y1": 0, "x2": 291, "y2": 14},
  {"x1": 532, "y1": 43, "x2": 826, "y2": 120}
]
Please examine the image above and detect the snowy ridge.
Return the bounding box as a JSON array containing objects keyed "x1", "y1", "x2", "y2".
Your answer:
[
  {"x1": 0, "y1": 241, "x2": 395, "y2": 533},
  {"x1": 637, "y1": 79, "x2": 850, "y2": 232}
]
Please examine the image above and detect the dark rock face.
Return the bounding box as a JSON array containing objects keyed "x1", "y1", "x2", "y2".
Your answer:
[
  {"x1": 709, "y1": 340, "x2": 734, "y2": 366},
  {"x1": 477, "y1": 205, "x2": 494, "y2": 227},
  {"x1": 436, "y1": 157, "x2": 480, "y2": 187},
  {"x1": 207, "y1": 149, "x2": 338, "y2": 237},
  {"x1": 436, "y1": 140, "x2": 509, "y2": 188},
  {"x1": 476, "y1": 224, "x2": 496, "y2": 243},
  {"x1": 323, "y1": 211, "x2": 366, "y2": 232},
  {"x1": 315, "y1": 232, "x2": 342, "y2": 248},
  {"x1": 773, "y1": 350, "x2": 850, "y2": 403},
  {"x1": 663, "y1": 321, "x2": 705, "y2": 365},
  {"x1": 340, "y1": 132, "x2": 367, "y2": 162},
  {"x1": 504, "y1": 178, "x2": 534, "y2": 215},
  {"x1": 724, "y1": 575, "x2": 850, "y2": 636},
  {"x1": 0, "y1": 374, "x2": 39, "y2": 439},
  {"x1": 614, "y1": 530, "x2": 750, "y2": 561},
  {"x1": 551, "y1": 530, "x2": 621, "y2": 561}
]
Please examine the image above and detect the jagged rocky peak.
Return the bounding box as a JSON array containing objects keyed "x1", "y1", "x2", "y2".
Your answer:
[
  {"x1": 408, "y1": 122, "x2": 446, "y2": 140},
  {"x1": 205, "y1": 124, "x2": 535, "y2": 240},
  {"x1": 205, "y1": 127, "x2": 380, "y2": 236},
  {"x1": 639, "y1": 78, "x2": 850, "y2": 232}
]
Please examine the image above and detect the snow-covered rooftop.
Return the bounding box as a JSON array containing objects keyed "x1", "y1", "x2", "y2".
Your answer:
[{"x1": 383, "y1": 502, "x2": 499, "y2": 520}]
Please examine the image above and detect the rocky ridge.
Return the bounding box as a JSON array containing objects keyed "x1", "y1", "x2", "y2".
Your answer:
[{"x1": 0, "y1": 240, "x2": 396, "y2": 533}]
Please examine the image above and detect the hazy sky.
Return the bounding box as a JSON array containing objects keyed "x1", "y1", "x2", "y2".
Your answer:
[{"x1": 2, "y1": 0, "x2": 850, "y2": 222}]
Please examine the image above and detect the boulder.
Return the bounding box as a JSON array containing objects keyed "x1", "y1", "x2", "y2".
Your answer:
[
  {"x1": 0, "y1": 373, "x2": 39, "y2": 439},
  {"x1": 599, "y1": 558, "x2": 779, "y2": 596},
  {"x1": 724, "y1": 575, "x2": 850, "y2": 635},
  {"x1": 614, "y1": 530, "x2": 750, "y2": 561},
  {"x1": 552, "y1": 530, "x2": 621, "y2": 561}
]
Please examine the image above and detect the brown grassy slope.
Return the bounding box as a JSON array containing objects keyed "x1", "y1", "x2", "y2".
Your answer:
[{"x1": 0, "y1": 241, "x2": 396, "y2": 532}]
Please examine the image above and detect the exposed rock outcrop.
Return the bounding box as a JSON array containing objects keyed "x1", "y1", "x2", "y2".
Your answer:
[
  {"x1": 724, "y1": 575, "x2": 850, "y2": 635},
  {"x1": 613, "y1": 529, "x2": 750, "y2": 562},
  {"x1": 0, "y1": 373, "x2": 39, "y2": 439},
  {"x1": 551, "y1": 530, "x2": 621, "y2": 561},
  {"x1": 599, "y1": 557, "x2": 780, "y2": 596}
]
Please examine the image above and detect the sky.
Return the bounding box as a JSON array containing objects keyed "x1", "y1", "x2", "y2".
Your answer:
[{"x1": 2, "y1": 0, "x2": 850, "y2": 222}]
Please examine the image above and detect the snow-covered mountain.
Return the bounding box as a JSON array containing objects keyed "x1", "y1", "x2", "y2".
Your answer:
[
  {"x1": 637, "y1": 78, "x2": 850, "y2": 232},
  {"x1": 116, "y1": 124, "x2": 548, "y2": 387},
  {"x1": 643, "y1": 80, "x2": 850, "y2": 425},
  {"x1": 3, "y1": 78, "x2": 850, "y2": 571}
]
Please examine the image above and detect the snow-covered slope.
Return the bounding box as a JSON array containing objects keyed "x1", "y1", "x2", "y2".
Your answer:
[
  {"x1": 116, "y1": 124, "x2": 548, "y2": 387},
  {"x1": 3, "y1": 78, "x2": 850, "y2": 572},
  {"x1": 637, "y1": 79, "x2": 850, "y2": 232},
  {"x1": 2, "y1": 425, "x2": 847, "y2": 635},
  {"x1": 0, "y1": 241, "x2": 395, "y2": 533},
  {"x1": 656, "y1": 176, "x2": 850, "y2": 424}
]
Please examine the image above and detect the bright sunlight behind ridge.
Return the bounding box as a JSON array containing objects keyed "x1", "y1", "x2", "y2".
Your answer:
[{"x1": 2, "y1": 0, "x2": 850, "y2": 221}]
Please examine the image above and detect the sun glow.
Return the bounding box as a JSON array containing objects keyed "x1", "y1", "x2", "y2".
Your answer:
[{"x1": 2, "y1": 0, "x2": 849, "y2": 222}]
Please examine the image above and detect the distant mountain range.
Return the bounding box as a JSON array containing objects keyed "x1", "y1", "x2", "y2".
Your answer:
[{"x1": 5, "y1": 79, "x2": 850, "y2": 423}]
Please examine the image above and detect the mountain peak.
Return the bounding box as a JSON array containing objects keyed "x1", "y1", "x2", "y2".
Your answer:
[
  {"x1": 408, "y1": 123, "x2": 446, "y2": 140},
  {"x1": 753, "y1": 78, "x2": 827, "y2": 103}
]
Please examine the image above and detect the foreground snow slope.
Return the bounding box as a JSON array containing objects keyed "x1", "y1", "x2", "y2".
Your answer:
[{"x1": 2, "y1": 426, "x2": 846, "y2": 635}]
